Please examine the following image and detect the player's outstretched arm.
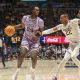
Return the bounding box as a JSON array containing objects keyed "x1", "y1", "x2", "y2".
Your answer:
[
  {"x1": 42, "y1": 27, "x2": 58, "y2": 35},
  {"x1": 14, "y1": 23, "x2": 25, "y2": 29}
]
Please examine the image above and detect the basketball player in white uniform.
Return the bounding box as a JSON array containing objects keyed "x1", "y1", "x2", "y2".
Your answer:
[
  {"x1": 42, "y1": 14, "x2": 80, "y2": 80},
  {"x1": 12, "y1": 6, "x2": 44, "y2": 80}
]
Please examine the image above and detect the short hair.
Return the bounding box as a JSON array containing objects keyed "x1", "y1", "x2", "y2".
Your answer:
[
  {"x1": 61, "y1": 13, "x2": 68, "y2": 17},
  {"x1": 28, "y1": 5, "x2": 39, "y2": 14},
  {"x1": 29, "y1": 5, "x2": 39, "y2": 11}
]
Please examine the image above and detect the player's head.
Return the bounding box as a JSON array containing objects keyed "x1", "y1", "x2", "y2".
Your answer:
[
  {"x1": 30, "y1": 5, "x2": 40, "y2": 17},
  {"x1": 60, "y1": 14, "x2": 69, "y2": 24}
]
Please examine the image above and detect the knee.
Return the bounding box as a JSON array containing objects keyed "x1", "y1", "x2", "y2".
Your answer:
[
  {"x1": 30, "y1": 50, "x2": 38, "y2": 59},
  {"x1": 19, "y1": 48, "x2": 28, "y2": 58},
  {"x1": 19, "y1": 52, "x2": 25, "y2": 58}
]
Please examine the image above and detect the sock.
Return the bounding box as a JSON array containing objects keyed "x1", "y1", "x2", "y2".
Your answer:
[{"x1": 12, "y1": 68, "x2": 21, "y2": 80}]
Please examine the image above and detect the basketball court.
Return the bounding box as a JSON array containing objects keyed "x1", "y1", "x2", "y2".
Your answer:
[{"x1": 0, "y1": 60, "x2": 80, "y2": 80}]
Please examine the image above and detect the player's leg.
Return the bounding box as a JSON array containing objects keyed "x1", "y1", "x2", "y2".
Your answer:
[
  {"x1": 30, "y1": 43, "x2": 39, "y2": 69},
  {"x1": 17, "y1": 46, "x2": 28, "y2": 68},
  {"x1": 70, "y1": 43, "x2": 80, "y2": 78},
  {"x1": 12, "y1": 46, "x2": 29, "y2": 80},
  {"x1": 1, "y1": 47, "x2": 6, "y2": 68},
  {"x1": 52, "y1": 48, "x2": 72, "y2": 80},
  {"x1": 1, "y1": 53, "x2": 6, "y2": 68},
  {"x1": 71, "y1": 44, "x2": 80, "y2": 68},
  {"x1": 29, "y1": 49, "x2": 39, "y2": 80},
  {"x1": 12, "y1": 39, "x2": 29, "y2": 80},
  {"x1": 30, "y1": 49, "x2": 38, "y2": 69},
  {"x1": 26, "y1": 43, "x2": 39, "y2": 80}
]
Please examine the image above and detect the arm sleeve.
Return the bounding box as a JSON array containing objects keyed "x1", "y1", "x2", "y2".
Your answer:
[
  {"x1": 38, "y1": 19, "x2": 44, "y2": 29},
  {"x1": 42, "y1": 28, "x2": 54, "y2": 34},
  {"x1": 42, "y1": 24, "x2": 62, "y2": 35},
  {"x1": 22, "y1": 16, "x2": 27, "y2": 24}
]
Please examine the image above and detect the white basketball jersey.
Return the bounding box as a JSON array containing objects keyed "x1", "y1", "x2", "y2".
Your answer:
[{"x1": 56, "y1": 18, "x2": 79, "y2": 42}]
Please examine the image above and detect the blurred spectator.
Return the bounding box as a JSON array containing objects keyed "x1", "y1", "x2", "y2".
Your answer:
[
  {"x1": 56, "y1": 46, "x2": 62, "y2": 59},
  {"x1": 77, "y1": 10, "x2": 80, "y2": 18},
  {"x1": 0, "y1": 34, "x2": 6, "y2": 67},
  {"x1": 3, "y1": 44, "x2": 8, "y2": 61}
]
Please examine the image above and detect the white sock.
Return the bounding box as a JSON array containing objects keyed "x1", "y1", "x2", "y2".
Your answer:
[
  {"x1": 15, "y1": 68, "x2": 21, "y2": 73},
  {"x1": 30, "y1": 67, "x2": 35, "y2": 73},
  {"x1": 12, "y1": 68, "x2": 21, "y2": 80},
  {"x1": 30, "y1": 67, "x2": 35, "y2": 80}
]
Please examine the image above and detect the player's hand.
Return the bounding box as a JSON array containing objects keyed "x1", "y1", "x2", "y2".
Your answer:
[{"x1": 35, "y1": 31, "x2": 42, "y2": 37}]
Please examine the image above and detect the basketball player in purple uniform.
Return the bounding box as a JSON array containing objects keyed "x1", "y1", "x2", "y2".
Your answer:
[{"x1": 12, "y1": 6, "x2": 44, "y2": 80}]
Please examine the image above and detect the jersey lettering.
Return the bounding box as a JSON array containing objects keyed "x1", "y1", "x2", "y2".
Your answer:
[{"x1": 63, "y1": 26, "x2": 72, "y2": 35}]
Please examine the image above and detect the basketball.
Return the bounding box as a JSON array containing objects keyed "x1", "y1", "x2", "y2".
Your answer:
[{"x1": 4, "y1": 25, "x2": 15, "y2": 36}]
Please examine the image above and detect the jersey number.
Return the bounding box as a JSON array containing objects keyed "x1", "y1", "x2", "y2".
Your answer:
[
  {"x1": 66, "y1": 29, "x2": 72, "y2": 35},
  {"x1": 64, "y1": 27, "x2": 72, "y2": 35}
]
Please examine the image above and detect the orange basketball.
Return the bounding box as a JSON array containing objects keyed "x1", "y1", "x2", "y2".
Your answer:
[{"x1": 4, "y1": 25, "x2": 15, "y2": 36}]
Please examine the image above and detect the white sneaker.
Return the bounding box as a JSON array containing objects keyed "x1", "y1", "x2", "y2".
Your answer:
[
  {"x1": 30, "y1": 67, "x2": 35, "y2": 80},
  {"x1": 12, "y1": 68, "x2": 20, "y2": 80},
  {"x1": 30, "y1": 67, "x2": 35, "y2": 73},
  {"x1": 12, "y1": 73, "x2": 17, "y2": 80}
]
